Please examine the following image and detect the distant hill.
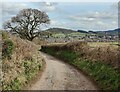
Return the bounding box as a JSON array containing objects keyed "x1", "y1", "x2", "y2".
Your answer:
[
  {"x1": 77, "y1": 30, "x2": 88, "y2": 33},
  {"x1": 96, "y1": 28, "x2": 119, "y2": 36},
  {"x1": 88, "y1": 31, "x2": 97, "y2": 34},
  {"x1": 43, "y1": 27, "x2": 119, "y2": 37},
  {"x1": 77, "y1": 28, "x2": 119, "y2": 36},
  {"x1": 45, "y1": 28, "x2": 76, "y2": 34}
]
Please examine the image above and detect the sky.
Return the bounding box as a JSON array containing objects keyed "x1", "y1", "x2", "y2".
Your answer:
[{"x1": 0, "y1": 1, "x2": 118, "y2": 31}]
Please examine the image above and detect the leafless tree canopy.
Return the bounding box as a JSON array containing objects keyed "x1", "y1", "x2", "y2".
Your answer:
[{"x1": 3, "y1": 8, "x2": 50, "y2": 41}]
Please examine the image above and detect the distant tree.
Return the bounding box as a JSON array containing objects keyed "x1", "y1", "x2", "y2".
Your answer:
[{"x1": 3, "y1": 8, "x2": 50, "y2": 41}]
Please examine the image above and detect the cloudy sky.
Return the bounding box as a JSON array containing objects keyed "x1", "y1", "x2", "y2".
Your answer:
[{"x1": 0, "y1": 1, "x2": 118, "y2": 31}]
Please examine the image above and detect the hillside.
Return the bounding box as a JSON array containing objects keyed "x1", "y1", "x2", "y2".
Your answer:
[
  {"x1": 96, "y1": 28, "x2": 119, "y2": 36},
  {"x1": 44, "y1": 28, "x2": 119, "y2": 36},
  {"x1": 44, "y1": 28, "x2": 88, "y2": 38},
  {"x1": 1, "y1": 31, "x2": 45, "y2": 90},
  {"x1": 45, "y1": 28, "x2": 76, "y2": 34},
  {"x1": 77, "y1": 28, "x2": 119, "y2": 36}
]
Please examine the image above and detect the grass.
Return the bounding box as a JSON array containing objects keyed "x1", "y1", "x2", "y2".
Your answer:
[
  {"x1": 88, "y1": 42, "x2": 119, "y2": 48},
  {"x1": 2, "y1": 57, "x2": 43, "y2": 90},
  {"x1": 51, "y1": 32, "x2": 97, "y2": 38},
  {"x1": 41, "y1": 45, "x2": 119, "y2": 91},
  {"x1": 2, "y1": 39, "x2": 15, "y2": 59},
  {"x1": 1, "y1": 31, "x2": 44, "y2": 90},
  {"x1": 68, "y1": 32, "x2": 86, "y2": 37},
  {"x1": 72, "y1": 59, "x2": 119, "y2": 91},
  {"x1": 52, "y1": 33, "x2": 66, "y2": 38}
]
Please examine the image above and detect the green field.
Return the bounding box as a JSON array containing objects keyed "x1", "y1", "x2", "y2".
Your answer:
[
  {"x1": 68, "y1": 32, "x2": 86, "y2": 37},
  {"x1": 51, "y1": 32, "x2": 97, "y2": 38},
  {"x1": 88, "y1": 42, "x2": 119, "y2": 48},
  {"x1": 52, "y1": 33, "x2": 66, "y2": 38}
]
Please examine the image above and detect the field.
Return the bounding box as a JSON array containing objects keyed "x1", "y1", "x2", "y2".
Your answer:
[
  {"x1": 48, "y1": 41, "x2": 119, "y2": 47},
  {"x1": 52, "y1": 33, "x2": 66, "y2": 38},
  {"x1": 88, "y1": 42, "x2": 119, "y2": 48},
  {"x1": 68, "y1": 32, "x2": 87, "y2": 37},
  {"x1": 51, "y1": 32, "x2": 97, "y2": 38}
]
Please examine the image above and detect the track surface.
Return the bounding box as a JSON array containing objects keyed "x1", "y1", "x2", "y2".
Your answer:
[{"x1": 29, "y1": 52, "x2": 98, "y2": 90}]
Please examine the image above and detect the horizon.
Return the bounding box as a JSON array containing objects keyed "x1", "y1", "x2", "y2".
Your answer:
[
  {"x1": 0, "y1": 2, "x2": 118, "y2": 31},
  {"x1": 44, "y1": 27, "x2": 119, "y2": 32}
]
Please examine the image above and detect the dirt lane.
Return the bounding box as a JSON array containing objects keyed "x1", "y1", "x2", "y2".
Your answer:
[{"x1": 29, "y1": 52, "x2": 98, "y2": 90}]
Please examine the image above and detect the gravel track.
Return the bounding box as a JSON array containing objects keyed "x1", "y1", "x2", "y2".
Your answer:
[{"x1": 29, "y1": 52, "x2": 98, "y2": 90}]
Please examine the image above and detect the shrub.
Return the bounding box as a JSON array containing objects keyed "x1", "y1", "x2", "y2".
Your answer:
[
  {"x1": 2, "y1": 32, "x2": 44, "y2": 90},
  {"x1": 23, "y1": 59, "x2": 42, "y2": 81},
  {"x1": 2, "y1": 31, "x2": 9, "y2": 40},
  {"x1": 2, "y1": 39, "x2": 15, "y2": 59}
]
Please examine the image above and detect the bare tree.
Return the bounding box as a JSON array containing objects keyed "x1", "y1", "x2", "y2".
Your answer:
[{"x1": 3, "y1": 8, "x2": 50, "y2": 41}]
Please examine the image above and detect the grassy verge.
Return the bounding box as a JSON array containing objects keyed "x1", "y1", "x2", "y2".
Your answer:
[
  {"x1": 41, "y1": 47, "x2": 119, "y2": 91},
  {"x1": 2, "y1": 58, "x2": 44, "y2": 90}
]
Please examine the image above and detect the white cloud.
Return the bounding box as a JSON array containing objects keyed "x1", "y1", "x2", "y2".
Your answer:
[
  {"x1": 45, "y1": 2, "x2": 51, "y2": 6},
  {"x1": 112, "y1": 21, "x2": 117, "y2": 24},
  {"x1": 49, "y1": 19, "x2": 74, "y2": 29},
  {"x1": 44, "y1": 2, "x2": 57, "y2": 6},
  {"x1": 70, "y1": 11, "x2": 117, "y2": 21},
  {"x1": 39, "y1": 2, "x2": 57, "y2": 12},
  {"x1": 41, "y1": 5, "x2": 56, "y2": 12},
  {"x1": 50, "y1": 20, "x2": 67, "y2": 26},
  {"x1": 111, "y1": 3, "x2": 118, "y2": 10},
  {"x1": 49, "y1": 12, "x2": 118, "y2": 31},
  {"x1": 51, "y1": 20, "x2": 58, "y2": 25},
  {"x1": 2, "y1": 3, "x2": 27, "y2": 15},
  {"x1": 2, "y1": 2, "x2": 28, "y2": 22},
  {"x1": 97, "y1": 21, "x2": 105, "y2": 25},
  {"x1": 66, "y1": 11, "x2": 117, "y2": 30},
  {"x1": 1, "y1": 2, "x2": 118, "y2": 31}
]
